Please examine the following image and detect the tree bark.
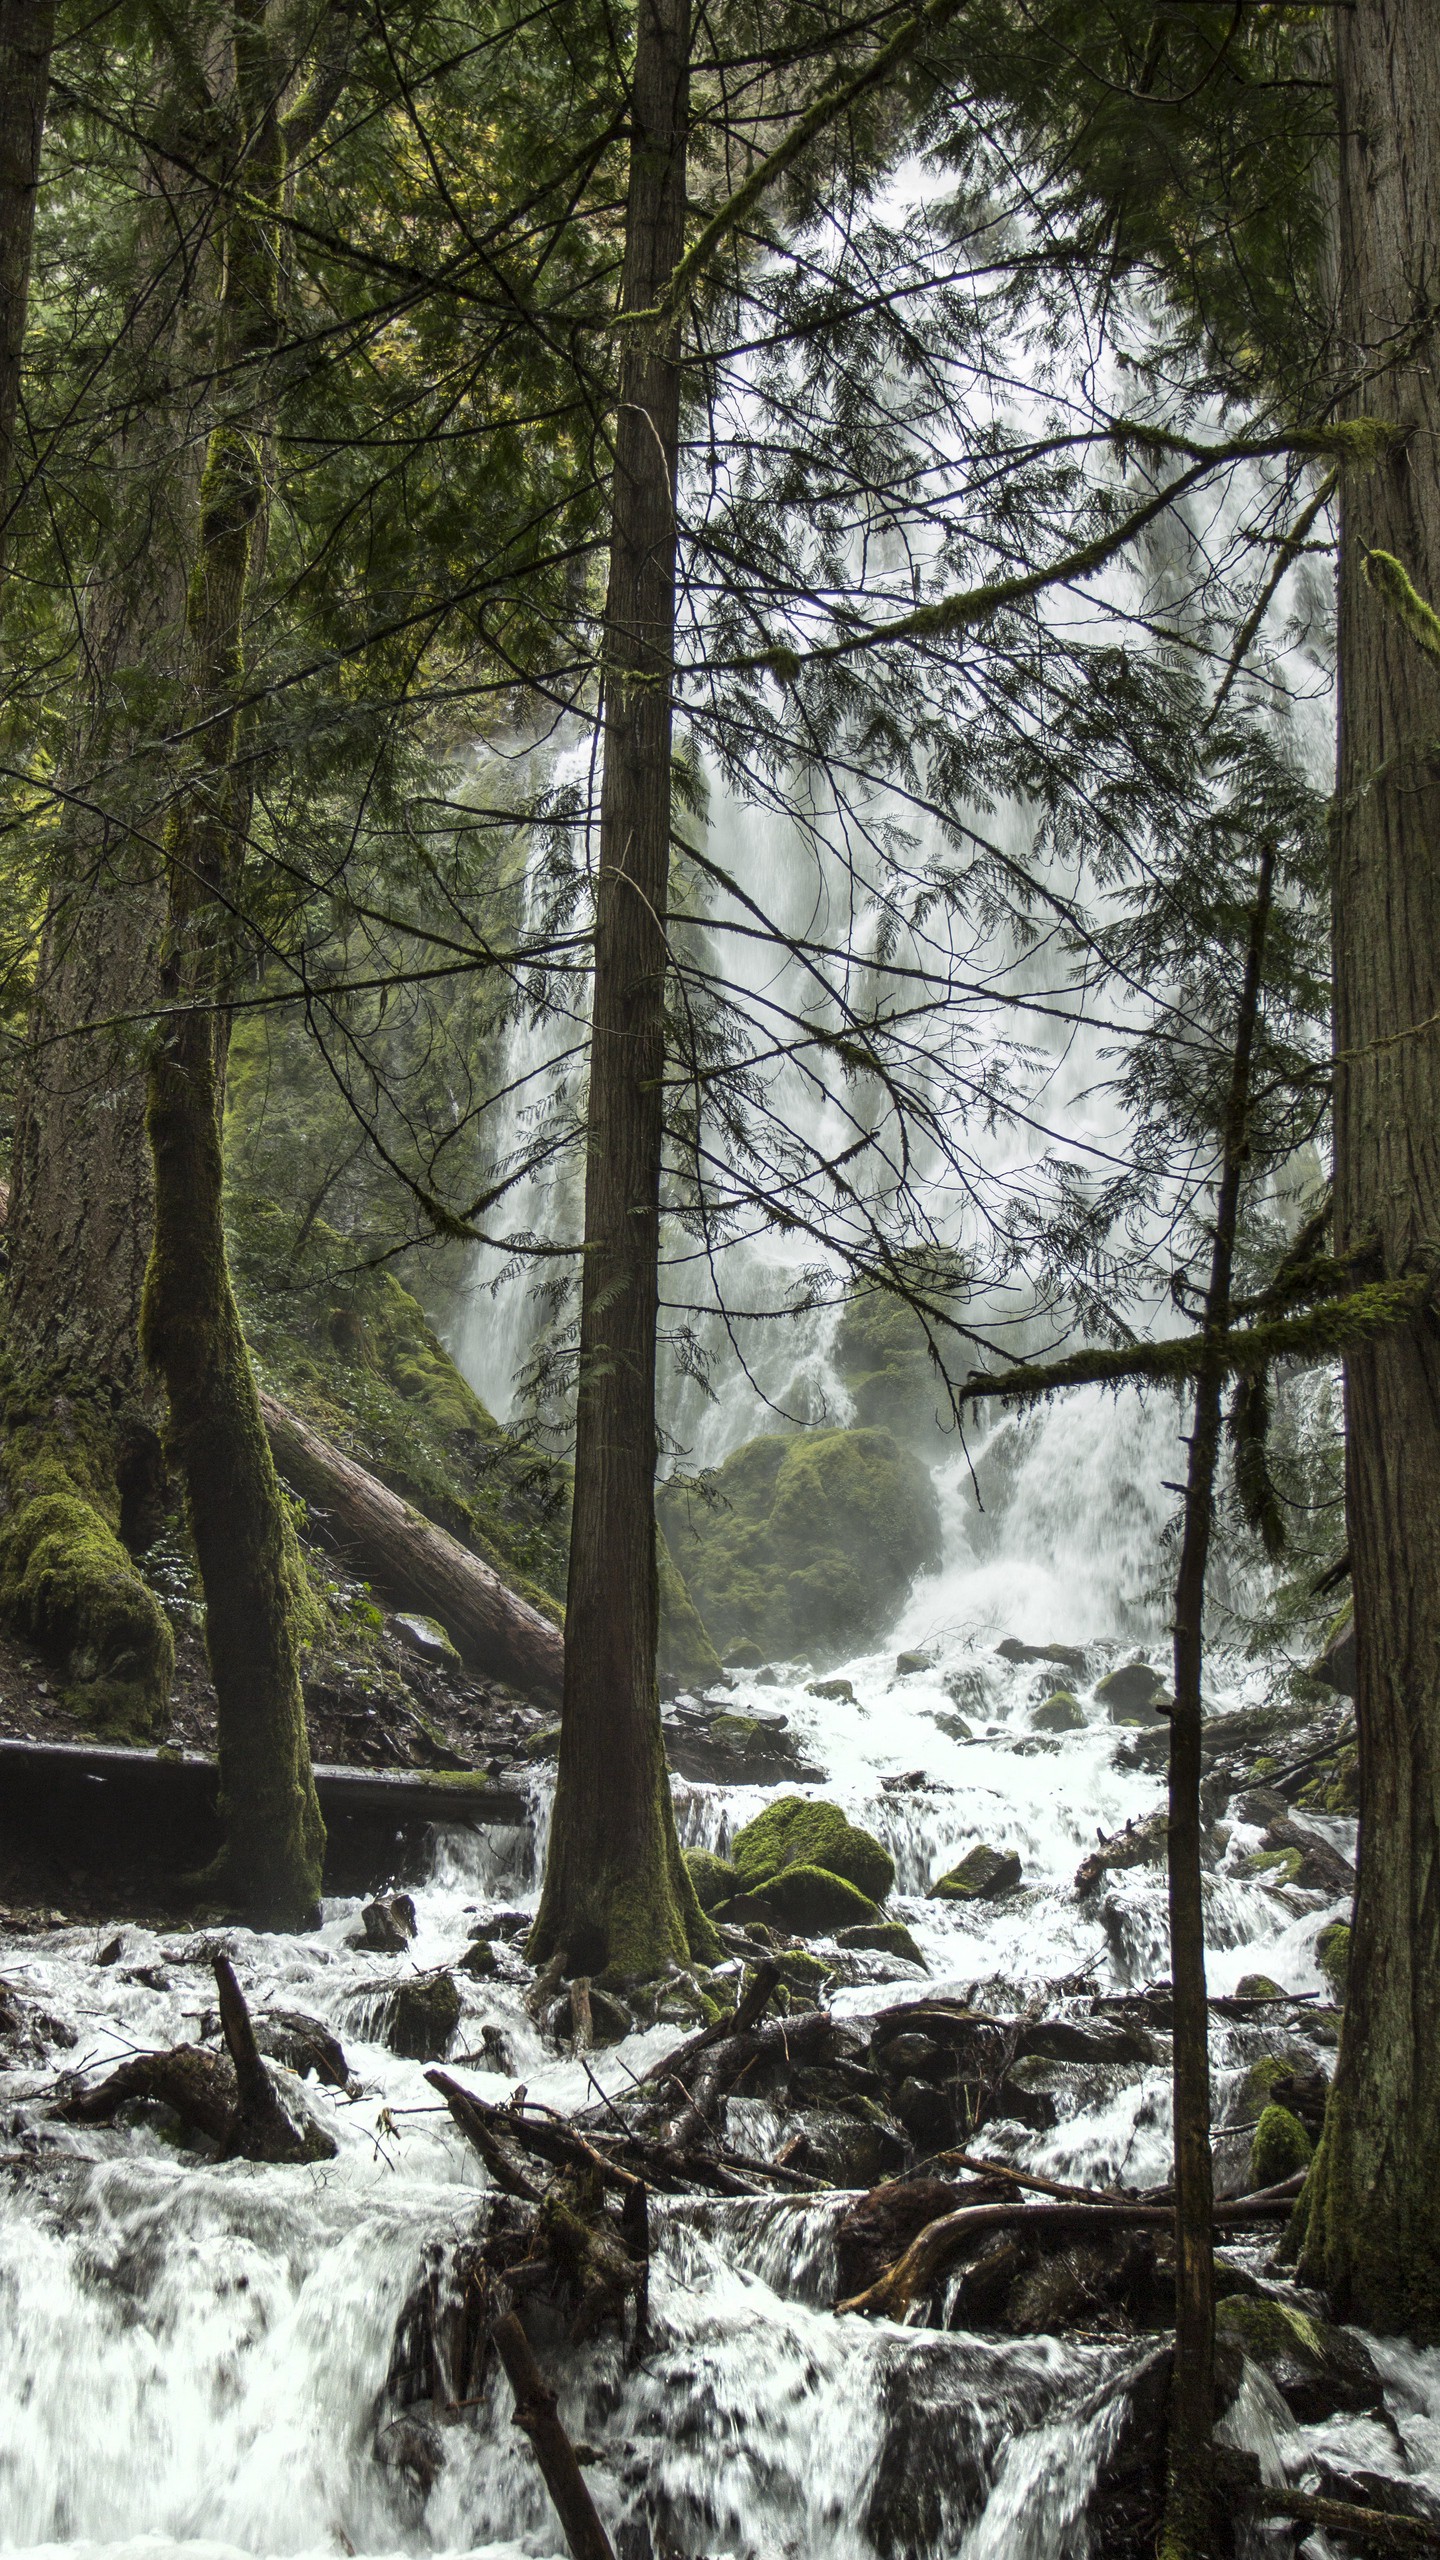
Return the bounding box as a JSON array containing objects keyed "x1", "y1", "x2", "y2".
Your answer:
[
  {"x1": 1296, "y1": 0, "x2": 1440, "y2": 2335},
  {"x1": 528, "y1": 0, "x2": 714, "y2": 1982},
  {"x1": 0, "y1": 0, "x2": 54, "y2": 605},
  {"x1": 260, "y1": 1390, "x2": 564, "y2": 1703},
  {"x1": 140, "y1": 1, "x2": 325, "y2": 1928},
  {"x1": 0, "y1": 69, "x2": 217, "y2": 1731},
  {"x1": 1161, "y1": 843, "x2": 1272, "y2": 2560}
]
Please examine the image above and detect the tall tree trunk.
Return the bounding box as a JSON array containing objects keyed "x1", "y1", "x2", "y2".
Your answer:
[
  {"x1": 1295, "y1": 0, "x2": 1440, "y2": 2335},
  {"x1": 1162, "y1": 845, "x2": 1273, "y2": 2560},
  {"x1": 529, "y1": 0, "x2": 714, "y2": 1981},
  {"x1": 140, "y1": 1, "x2": 324, "y2": 1928},
  {"x1": 0, "y1": 77, "x2": 217, "y2": 1734},
  {"x1": 0, "y1": 0, "x2": 54, "y2": 605}
]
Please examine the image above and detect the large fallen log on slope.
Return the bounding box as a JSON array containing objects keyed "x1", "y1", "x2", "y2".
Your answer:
[{"x1": 259, "y1": 1391, "x2": 564, "y2": 1707}]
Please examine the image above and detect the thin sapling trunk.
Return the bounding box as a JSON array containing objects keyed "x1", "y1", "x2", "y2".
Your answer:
[{"x1": 1162, "y1": 839, "x2": 1274, "y2": 2560}]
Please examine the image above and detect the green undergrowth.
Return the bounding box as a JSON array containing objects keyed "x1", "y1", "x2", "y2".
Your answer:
[{"x1": 658, "y1": 1425, "x2": 943, "y2": 1664}]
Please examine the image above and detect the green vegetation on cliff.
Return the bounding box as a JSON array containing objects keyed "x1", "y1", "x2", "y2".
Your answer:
[{"x1": 658, "y1": 1427, "x2": 942, "y2": 1665}]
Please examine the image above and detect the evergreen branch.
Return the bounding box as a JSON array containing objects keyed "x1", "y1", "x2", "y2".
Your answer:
[
  {"x1": 955, "y1": 1276, "x2": 1431, "y2": 1408},
  {"x1": 724, "y1": 426, "x2": 1389, "y2": 678},
  {"x1": 624, "y1": 0, "x2": 968, "y2": 335},
  {"x1": 1365, "y1": 548, "x2": 1440, "y2": 665}
]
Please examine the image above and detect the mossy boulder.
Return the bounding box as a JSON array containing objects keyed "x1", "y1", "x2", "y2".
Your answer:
[
  {"x1": 731, "y1": 1795, "x2": 895, "y2": 1903},
  {"x1": 1095, "y1": 1661, "x2": 1168, "y2": 1723},
  {"x1": 1316, "y1": 1917, "x2": 1351, "y2": 2000},
  {"x1": 1250, "y1": 2101, "x2": 1313, "y2": 2188},
  {"x1": 1031, "y1": 1690, "x2": 1085, "y2": 1733},
  {"x1": 752, "y1": 1864, "x2": 880, "y2": 1932},
  {"x1": 1214, "y1": 2295, "x2": 1381, "y2": 2422},
  {"x1": 1234, "y1": 1973, "x2": 1284, "y2": 2001},
  {"x1": 657, "y1": 1427, "x2": 943, "y2": 1665},
  {"x1": 684, "y1": 1847, "x2": 740, "y2": 1912},
  {"x1": 830, "y1": 1254, "x2": 968, "y2": 1443},
  {"x1": 930, "y1": 1844, "x2": 1022, "y2": 1901},
  {"x1": 837, "y1": 1919, "x2": 928, "y2": 1967}
]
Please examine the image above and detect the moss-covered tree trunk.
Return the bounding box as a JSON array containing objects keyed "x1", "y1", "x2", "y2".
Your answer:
[
  {"x1": 1294, "y1": 0, "x2": 1440, "y2": 2334},
  {"x1": 0, "y1": 0, "x2": 54, "y2": 605},
  {"x1": 529, "y1": 0, "x2": 714, "y2": 1982},
  {"x1": 140, "y1": 2, "x2": 324, "y2": 1929},
  {"x1": 1162, "y1": 845, "x2": 1272, "y2": 2560},
  {"x1": 0, "y1": 73, "x2": 218, "y2": 1733}
]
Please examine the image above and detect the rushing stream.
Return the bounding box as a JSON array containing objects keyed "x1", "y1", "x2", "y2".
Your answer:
[{"x1": 0, "y1": 1469, "x2": 1426, "y2": 2560}]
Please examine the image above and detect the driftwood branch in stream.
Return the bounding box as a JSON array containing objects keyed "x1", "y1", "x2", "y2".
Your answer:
[
  {"x1": 212, "y1": 1954, "x2": 337, "y2": 2163},
  {"x1": 837, "y1": 2187, "x2": 1307, "y2": 2323},
  {"x1": 490, "y1": 2310, "x2": 617, "y2": 2560},
  {"x1": 260, "y1": 1390, "x2": 564, "y2": 1705},
  {"x1": 53, "y1": 1956, "x2": 338, "y2": 2162},
  {"x1": 1251, "y1": 2488, "x2": 1440, "y2": 2550}
]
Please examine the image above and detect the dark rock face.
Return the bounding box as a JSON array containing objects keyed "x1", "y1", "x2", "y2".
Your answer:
[
  {"x1": 371, "y1": 1970, "x2": 461, "y2": 2061},
  {"x1": 1214, "y1": 2298, "x2": 1383, "y2": 2423},
  {"x1": 996, "y1": 1638, "x2": 1088, "y2": 1675},
  {"x1": 356, "y1": 1893, "x2": 417, "y2": 1952},
  {"x1": 663, "y1": 1700, "x2": 822, "y2": 1786},
  {"x1": 255, "y1": 2008, "x2": 350, "y2": 2087}
]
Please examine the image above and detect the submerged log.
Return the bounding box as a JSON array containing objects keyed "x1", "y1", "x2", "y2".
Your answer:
[
  {"x1": 491, "y1": 2310, "x2": 616, "y2": 2560},
  {"x1": 55, "y1": 1958, "x2": 337, "y2": 2162},
  {"x1": 260, "y1": 1390, "x2": 564, "y2": 1705}
]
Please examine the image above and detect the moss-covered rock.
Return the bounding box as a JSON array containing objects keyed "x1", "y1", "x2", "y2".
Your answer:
[
  {"x1": 1095, "y1": 1661, "x2": 1168, "y2": 1723},
  {"x1": 684, "y1": 1847, "x2": 740, "y2": 1912},
  {"x1": 381, "y1": 1970, "x2": 461, "y2": 2061},
  {"x1": 1213, "y1": 2295, "x2": 1380, "y2": 2421},
  {"x1": 930, "y1": 1844, "x2": 1022, "y2": 1901},
  {"x1": 1031, "y1": 1690, "x2": 1085, "y2": 1733},
  {"x1": 731, "y1": 1795, "x2": 895, "y2": 1903},
  {"x1": 830, "y1": 1254, "x2": 968, "y2": 1443},
  {"x1": 657, "y1": 1427, "x2": 942, "y2": 1666},
  {"x1": 751, "y1": 1864, "x2": 879, "y2": 1932},
  {"x1": 1316, "y1": 1917, "x2": 1351, "y2": 2001},
  {"x1": 837, "y1": 1919, "x2": 928, "y2": 1967},
  {"x1": 1250, "y1": 2101, "x2": 1313, "y2": 2187},
  {"x1": 0, "y1": 1377, "x2": 174, "y2": 1738},
  {"x1": 1234, "y1": 1973, "x2": 1285, "y2": 2001}
]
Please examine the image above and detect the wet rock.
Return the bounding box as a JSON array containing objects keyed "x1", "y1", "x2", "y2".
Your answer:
[
  {"x1": 1316, "y1": 1916, "x2": 1351, "y2": 1999},
  {"x1": 807, "y1": 1676, "x2": 855, "y2": 1703},
  {"x1": 996, "y1": 1638, "x2": 1088, "y2": 1675},
  {"x1": 684, "y1": 1847, "x2": 741, "y2": 1911},
  {"x1": 724, "y1": 1639, "x2": 765, "y2": 1669},
  {"x1": 1077, "y1": 2346, "x2": 1171, "y2": 2560},
  {"x1": 255, "y1": 2009, "x2": 351, "y2": 2088},
  {"x1": 862, "y1": 2348, "x2": 1016, "y2": 2559},
  {"x1": 835, "y1": 2176, "x2": 966, "y2": 2300},
  {"x1": 1243, "y1": 1813, "x2": 1355, "y2": 1896},
  {"x1": 665, "y1": 1708, "x2": 822, "y2": 1786},
  {"x1": 1016, "y1": 2015, "x2": 1155, "y2": 2066},
  {"x1": 458, "y1": 1938, "x2": 499, "y2": 1977},
  {"x1": 895, "y1": 1651, "x2": 935, "y2": 1676},
  {"x1": 1312, "y1": 1607, "x2": 1356, "y2": 1697},
  {"x1": 1095, "y1": 1661, "x2": 1169, "y2": 1723},
  {"x1": 1233, "y1": 1971, "x2": 1285, "y2": 2000},
  {"x1": 391, "y1": 1612, "x2": 461, "y2": 1669},
  {"x1": 929, "y1": 1845, "x2": 1021, "y2": 1901},
  {"x1": 1214, "y1": 2296, "x2": 1382, "y2": 2422},
  {"x1": 837, "y1": 1920, "x2": 928, "y2": 1968},
  {"x1": 1250, "y1": 2101, "x2": 1312, "y2": 2186},
  {"x1": 378, "y1": 1971, "x2": 462, "y2": 2061},
  {"x1": 466, "y1": 1910, "x2": 530, "y2": 1944},
  {"x1": 778, "y1": 2104, "x2": 907, "y2": 2186},
  {"x1": 356, "y1": 1893, "x2": 418, "y2": 1953},
  {"x1": 731, "y1": 1796, "x2": 895, "y2": 1904},
  {"x1": 929, "y1": 1710, "x2": 974, "y2": 1743},
  {"x1": 375, "y1": 2411, "x2": 446, "y2": 2500},
  {"x1": 754, "y1": 1863, "x2": 880, "y2": 1933},
  {"x1": 1030, "y1": 1690, "x2": 1085, "y2": 1733}
]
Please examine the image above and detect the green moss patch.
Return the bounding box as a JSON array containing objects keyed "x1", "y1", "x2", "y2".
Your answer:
[
  {"x1": 684, "y1": 1847, "x2": 740, "y2": 1912},
  {"x1": 1251, "y1": 2100, "x2": 1313, "y2": 2187},
  {"x1": 750, "y1": 1864, "x2": 879, "y2": 1932},
  {"x1": 931, "y1": 1844, "x2": 1022, "y2": 1901},
  {"x1": 657, "y1": 1427, "x2": 942, "y2": 1665},
  {"x1": 731, "y1": 1795, "x2": 895, "y2": 1902}
]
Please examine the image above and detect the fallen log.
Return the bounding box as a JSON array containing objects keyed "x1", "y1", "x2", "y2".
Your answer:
[
  {"x1": 491, "y1": 2310, "x2": 616, "y2": 2560},
  {"x1": 54, "y1": 1958, "x2": 338, "y2": 2163},
  {"x1": 260, "y1": 1390, "x2": 563, "y2": 1706},
  {"x1": 837, "y1": 2188, "x2": 1305, "y2": 2323},
  {"x1": 1254, "y1": 2488, "x2": 1440, "y2": 2551}
]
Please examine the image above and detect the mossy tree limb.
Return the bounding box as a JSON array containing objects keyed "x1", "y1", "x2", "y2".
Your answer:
[{"x1": 140, "y1": 6, "x2": 324, "y2": 1930}]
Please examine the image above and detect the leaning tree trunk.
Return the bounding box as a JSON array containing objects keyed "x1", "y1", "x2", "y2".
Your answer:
[
  {"x1": 1295, "y1": 0, "x2": 1440, "y2": 2335},
  {"x1": 0, "y1": 0, "x2": 54, "y2": 605},
  {"x1": 1161, "y1": 845, "x2": 1273, "y2": 2560},
  {"x1": 0, "y1": 73, "x2": 219, "y2": 1735},
  {"x1": 140, "y1": 4, "x2": 324, "y2": 1929},
  {"x1": 529, "y1": 0, "x2": 715, "y2": 1982}
]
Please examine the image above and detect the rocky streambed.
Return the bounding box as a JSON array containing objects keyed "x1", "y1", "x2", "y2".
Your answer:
[{"x1": 0, "y1": 1610, "x2": 1416, "y2": 2560}]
